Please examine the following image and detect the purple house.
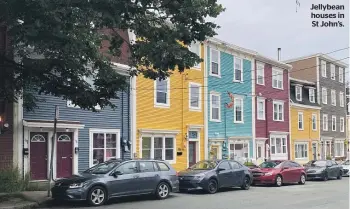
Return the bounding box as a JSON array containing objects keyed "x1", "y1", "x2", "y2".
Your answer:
[{"x1": 253, "y1": 55, "x2": 292, "y2": 163}]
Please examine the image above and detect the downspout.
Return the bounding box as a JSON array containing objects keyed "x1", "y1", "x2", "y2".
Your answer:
[
  {"x1": 182, "y1": 74, "x2": 185, "y2": 155},
  {"x1": 128, "y1": 79, "x2": 131, "y2": 158},
  {"x1": 265, "y1": 99, "x2": 269, "y2": 161},
  {"x1": 121, "y1": 91, "x2": 124, "y2": 160},
  {"x1": 22, "y1": 123, "x2": 24, "y2": 179}
]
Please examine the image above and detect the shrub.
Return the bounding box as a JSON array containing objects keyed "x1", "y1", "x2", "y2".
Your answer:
[
  {"x1": 326, "y1": 155, "x2": 332, "y2": 160},
  {"x1": 0, "y1": 167, "x2": 29, "y2": 193}
]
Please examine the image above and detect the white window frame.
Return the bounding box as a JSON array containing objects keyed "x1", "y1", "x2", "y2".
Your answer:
[
  {"x1": 321, "y1": 60, "x2": 327, "y2": 77},
  {"x1": 233, "y1": 57, "x2": 243, "y2": 82},
  {"x1": 272, "y1": 68, "x2": 283, "y2": 90},
  {"x1": 322, "y1": 87, "x2": 327, "y2": 104},
  {"x1": 334, "y1": 141, "x2": 344, "y2": 157},
  {"x1": 89, "y1": 129, "x2": 121, "y2": 167},
  {"x1": 309, "y1": 88, "x2": 315, "y2": 103},
  {"x1": 273, "y1": 100, "x2": 284, "y2": 121},
  {"x1": 339, "y1": 67, "x2": 344, "y2": 83},
  {"x1": 140, "y1": 135, "x2": 176, "y2": 164},
  {"x1": 270, "y1": 136, "x2": 288, "y2": 155},
  {"x1": 188, "y1": 82, "x2": 201, "y2": 111},
  {"x1": 154, "y1": 78, "x2": 170, "y2": 108},
  {"x1": 330, "y1": 64, "x2": 335, "y2": 80},
  {"x1": 256, "y1": 62, "x2": 265, "y2": 85},
  {"x1": 295, "y1": 85, "x2": 302, "y2": 101},
  {"x1": 298, "y1": 112, "x2": 304, "y2": 130},
  {"x1": 340, "y1": 117, "x2": 345, "y2": 132},
  {"x1": 339, "y1": 91, "x2": 344, "y2": 107},
  {"x1": 312, "y1": 113, "x2": 317, "y2": 131},
  {"x1": 331, "y1": 115, "x2": 336, "y2": 131},
  {"x1": 210, "y1": 92, "x2": 221, "y2": 122},
  {"x1": 257, "y1": 97, "x2": 265, "y2": 120},
  {"x1": 210, "y1": 49, "x2": 220, "y2": 77},
  {"x1": 294, "y1": 142, "x2": 308, "y2": 160},
  {"x1": 331, "y1": 90, "x2": 336, "y2": 106},
  {"x1": 323, "y1": 114, "x2": 328, "y2": 131},
  {"x1": 234, "y1": 96, "x2": 244, "y2": 123},
  {"x1": 189, "y1": 43, "x2": 201, "y2": 69}
]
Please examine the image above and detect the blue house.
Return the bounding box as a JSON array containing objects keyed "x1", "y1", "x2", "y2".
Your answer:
[{"x1": 204, "y1": 38, "x2": 256, "y2": 162}]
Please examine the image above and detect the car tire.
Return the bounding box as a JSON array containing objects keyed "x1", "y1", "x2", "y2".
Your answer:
[
  {"x1": 241, "y1": 176, "x2": 251, "y2": 190},
  {"x1": 323, "y1": 172, "x2": 328, "y2": 181},
  {"x1": 275, "y1": 175, "x2": 283, "y2": 187},
  {"x1": 155, "y1": 182, "x2": 170, "y2": 200},
  {"x1": 298, "y1": 174, "x2": 306, "y2": 185},
  {"x1": 87, "y1": 186, "x2": 107, "y2": 206},
  {"x1": 206, "y1": 179, "x2": 218, "y2": 194},
  {"x1": 337, "y1": 171, "x2": 343, "y2": 179}
]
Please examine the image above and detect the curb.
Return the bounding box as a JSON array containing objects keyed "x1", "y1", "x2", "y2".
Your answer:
[{"x1": 0, "y1": 202, "x2": 38, "y2": 209}]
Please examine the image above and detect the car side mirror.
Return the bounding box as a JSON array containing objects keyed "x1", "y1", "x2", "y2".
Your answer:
[
  {"x1": 112, "y1": 171, "x2": 123, "y2": 177},
  {"x1": 217, "y1": 168, "x2": 225, "y2": 172}
]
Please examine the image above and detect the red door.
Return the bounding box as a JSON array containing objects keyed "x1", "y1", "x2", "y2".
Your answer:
[
  {"x1": 189, "y1": 141, "x2": 197, "y2": 167},
  {"x1": 56, "y1": 132, "x2": 73, "y2": 178},
  {"x1": 30, "y1": 132, "x2": 48, "y2": 180}
]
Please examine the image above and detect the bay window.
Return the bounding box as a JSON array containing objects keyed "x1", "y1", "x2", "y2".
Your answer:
[
  {"x1": 270, "y1": 136, "x2": 287, "y2": 154},
  {"x1": 294, "y1": 143, "x2": 308, "y2": 159},
  {"x1": 334, "y1": 142, "x2": 344, "y2": 157}
]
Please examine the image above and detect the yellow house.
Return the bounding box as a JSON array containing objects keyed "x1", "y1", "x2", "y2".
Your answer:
[
  {"x1": 290, "y1": 78, "x2": 321, "y2": 165},
  {"x1": 134, "y1": 43, "x2": 205, "y2": 171}
]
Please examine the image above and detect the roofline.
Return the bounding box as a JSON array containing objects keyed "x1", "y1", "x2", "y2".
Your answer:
[
  {"x1": 284, "y1": 53, "x2": 348, "y2": 68},
  {"x1": 255, "y1": 54, "x2": 292, "y2": 71},
  {"x1": 290, "y1": 77, "x2": 316, "y2": 85}
]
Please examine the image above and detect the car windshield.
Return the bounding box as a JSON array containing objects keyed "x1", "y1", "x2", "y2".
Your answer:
[
  {"x1": 310, "y1": 161, "x2": 327, "y2": 167},
  {"x1": 259, "y1": 161, "x2": 278, "y2": 168},
  {"x1": 342, "y1": 160, "x2": 349, "y2": 165},
  {"x1": 189, "y1": 161, "x2": 217, "y2": 170},
  {"x1": 83, "y1": 161, "x2": 120, "y2": 174}
]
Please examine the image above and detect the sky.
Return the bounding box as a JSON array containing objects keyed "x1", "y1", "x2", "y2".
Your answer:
[{"x1": 210, "y1": 0, "x2": 349, "y2": 83}]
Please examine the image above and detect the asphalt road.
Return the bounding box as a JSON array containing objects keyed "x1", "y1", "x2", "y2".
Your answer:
[{"x1": 41, "y1": 178, "x2": 349, "y2": 209}]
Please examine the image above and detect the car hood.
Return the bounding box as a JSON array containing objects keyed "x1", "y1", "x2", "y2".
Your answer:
[
  {"x1": 55, "y1": 173, "x2": 102, "y2": 184},
  {"x1": 304, "y1": 166, "x2": 325, "y2": 172},
  {"x1": 252, "y1": 168, "x2": 279, "y2": 173},
  {"x1": 178, "y1": 169, "x2": 211, "y2": 176}
]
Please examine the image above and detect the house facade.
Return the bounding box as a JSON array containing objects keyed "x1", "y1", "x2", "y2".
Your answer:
[
  {"x1": 204, "y1": 38, "x2": 255, "y2": 163},
  {"x1": 286, "y1": 54, "x2": 348, "y2": 159},
  {"x1": 254, "y1": 56, "x2": 292, "y2": 164},
  {"x1": 289, "y1": 78, "x2": 321, "y2": 165},
  {"x1": 135, "y1": 42, "x2": 205, "y2": 171}
]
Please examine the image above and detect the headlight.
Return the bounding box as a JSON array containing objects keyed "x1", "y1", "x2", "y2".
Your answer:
[
  {"x1": 264, "y1": 172, "x2": 273, "y2": 176},
  {"x1": 69, "y1": 182, "x2": 85, "y2": 189},
  {"x1": 194, "y1": 174, "x2": 205, "y2": 180}
]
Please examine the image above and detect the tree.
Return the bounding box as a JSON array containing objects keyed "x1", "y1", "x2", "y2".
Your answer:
[{"x1": 0, "y1": 0, "x2": 225, "y2": 111}]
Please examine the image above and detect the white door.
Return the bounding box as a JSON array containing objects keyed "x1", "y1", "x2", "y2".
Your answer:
[{"x1": 256, "y1": 143, "x2": 265, "y2": 163}]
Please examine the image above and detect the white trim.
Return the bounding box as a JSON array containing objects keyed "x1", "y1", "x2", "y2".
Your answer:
[
  {"x1": 339, "y1": 67, "x2": 344, "y2": 83},
  {"x1": 187, "y1": 129, "x2": 201, "y2": 168},
  {"x1": 270, "y1": 134, "x2": 288, "y2": 160},
  {"x1": 321, "y1": 60, "x2": 327, "y2": 78},
  {"x1": 272, "y1": 100, "x2": 284, "y2": 121},
  {"x1": 269, "y1": 131, "x2": 290, "y2": 135},
  {"x1": 294, "y1": 142, "x2": 309, "y2": 160},
  {"x1": 295, "y1": 86, "x2": 302, "y2": 101},
  {"x1": 322, "y1": 87, "x2": 328, "y2": 104},
  {"x1": 13, "y1": 98, "x2": 23, "y2": 170},
  {"x1": 189, "y1": 42, "x2": 201, "y2": 70},
  {"x1": 23, "y1": 120, "x2": 85, "y2": 129},
  {"x1": 233, "y1": 96, "x2": 244, "y2": 123},
  {"x1": 312, "y1": 113, "x2": 317, "y2": 131},
  {"x1": 331, "y1": 89, "x2": 336, "y2": 106},
  {"x1": 298, "y1": 112, "x2": 304, "y2": 130},
  {"x1": 210, "y1": 143, "x2": 222, "y2": 160},
  {"x1": 256, "y1": 62, "x2": 265, "y2": 85},
  {"x1": 272, "y1": 67, "x2": 284, "y2": 90},
  {"x1": 331, "y1": 115, "x2": 337, "y2": 131},
  {"x1": 209, "y1": 48, "x2": 221, "y2": 77},
  {"x1": 283, "y1": 53, "x2": 348, "y2": 68},
  {"x1": 204, "y1": 43, "x2": 208, "y2": 160},
  {"x1": 131, "y1": 75, "x2": 137, "y2": 156},
  {"x1": 288, "y1": 72, "x2": 291, "y2": 161},
  {"x1": 228, "y1": 140, "x2": 250, "y2": 160},
  {"x1": 188, "y1": 82, "x2": 202, "y2": 111},
  {"x1": 323, "y1": 114, "x2": 329, "y2": 131},
  {"x1": 252, "y1": 59, "x2": 256, "y2": 160},
  {"x1": 233, "y1": 57, "x2": 243, "y2": 82},
  {"x1": 187, "y1": 124, "x2": 204, "y2": 129},
  {"x1": 316, "y1": 57, "x2": 320, "y2": 105},
  {"x1": 339, "y1": 91, "x2": 345, "y2": 107},
  {"x1": 340, "y1": 117, "x2": 345, "y2": 132},
  {"x1": 290, "y1": 77, "x2": 316, "y2": 85},
  {"x1": 330, "y1": 64, "x2": 336, "y2": 80},
  {"x1": 290, "y1": 103, "x2": 321, "y2": 110},
  {"x1": 228, "y1": 136, "x2": 252, "y2": 140},
  {"x1": 210, "y1": 92, "x2": 221, "y2": 122},
  {"x1": 309, "y1": 88, "x2": 315, "y2": 103},
  {"x1": 255, "y1": 138, "x2": 268, "y2": 141},
  {"x1": 138, "y1": 129, "x2": 180, "y2": 135},
  {"x1": 154, "y1": 78, "x2": 170, "y2": 108}
]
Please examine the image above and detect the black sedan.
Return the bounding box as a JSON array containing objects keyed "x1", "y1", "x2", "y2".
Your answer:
[
  {"x1": 178, "y1": 160, "x2": 253, "y2": 194},
  {"x1": 304, "y1": 160, "x2": 343, "y2": 181}
]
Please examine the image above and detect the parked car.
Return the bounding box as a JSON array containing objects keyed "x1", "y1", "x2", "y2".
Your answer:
[
  {"x1": 304, "y1": 160, "x2": 343, "y2": 180},
  {"x1": 178, "y1": 160, "x2": 253, "y2": 194},
  {"x1": 51, "y1": 158, "x2": 179, "y2": 206},
  {"x1": 251, "y1": 160, "x2": 306, "y2": 187},
  {"x1": 341, "y1": 160, "x2": 349, "y2": 177}
]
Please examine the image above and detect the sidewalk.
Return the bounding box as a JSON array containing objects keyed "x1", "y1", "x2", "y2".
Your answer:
[{"x1": 0, "y1": 191, "x2": 51, "y2": 209}]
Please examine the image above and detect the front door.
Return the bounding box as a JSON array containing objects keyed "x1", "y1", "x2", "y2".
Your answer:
[
  {"x1": 312, "y1": 143, "x2": 317, "y2": 160},
  {"x1": 256, "y1": 143, "x2": 264, "y2": 163},
  {"x1": 56, "y1": 132, "x2": 73, "y2": 178},
  {"x1": 189, "y1": 141, "x2": 197, "y2": 167},
  {"x1": 30, "y1": 132, "x2": 48, "y2": 180}
]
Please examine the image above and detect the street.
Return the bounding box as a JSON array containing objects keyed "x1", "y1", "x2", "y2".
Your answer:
[{"x1": 41, "y1": 178, "x2": 349, "y2": 209}]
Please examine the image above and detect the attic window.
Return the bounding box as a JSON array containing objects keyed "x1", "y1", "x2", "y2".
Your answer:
[{"x1": 296, "y1": 86, "x2": 302, "y2": 101}]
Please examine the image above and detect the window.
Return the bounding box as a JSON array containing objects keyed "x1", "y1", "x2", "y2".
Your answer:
[
  {"x1": 270, "y1": 136, "x2": 287, "y2": 154},
  {"x1": 234, "y1": 97, "x2": 244, "y2": 123},
  {"x1": 339, "y1": 92, "x2": 344, "y2": 107},
  {"x1": 229, "y1": 143, "x2": 249, "y2": 159},
  {"x1": 155, "y1": 78, "x2": 170, "y2": 107},
  {"x1": 256, "y1": 62, "x2": 265, "y2": 85},
  {"x1": 309, "y1": 88, "x2": 315, "y2": 103},
  {"x1": 294, "y1": 143, "x2": 308, "y2": 159},
  {"x1": 298, "y1": 112, "x2": 304, "y2": 130},
  {"x1": 257, "y1": 98, "x2": 265, "y2": 120},
  {"x1": 334, "y1": 142, "x2": 344, "y2": 157},
  {"x1": 339, "y1": 67, "x2": 344, "y2": 83},
  {"x1": 229, "y1": 161, "x2": 242, "y2": 169},
  {"x1": 210, "y1": 49, "x2": 220, "y2": 76},
  {"x1": 91, "y1": 131, "x2": 120, "y2": 166},
  {"x1": 295, "y1": 86, "x2": 302, "y2": 101},
  {"x1": 331, "y1": 115, "x2": 336, "y2": 131},
  {"x1": 323, "y1": 114, "x2": 328, "y2": 131},
  {"x1": 331, "y1": 90, "x2": 336, "y2": 106},
  {"x1": 322, "y1": 88, "x2": 327, "y2": 104},
  {"x1": 139, "y1": 161, "x2": 155, "y2": 173},
  {"x1": 189, "y1": 43, "x2": 201, "y2": 68},
  {"x1": 157, "y1": 162, "x2": 170, "y2": 171},
  {"x1": 218, "y1": 161, "x2": 231, "y2": 170},
  {"x1": 321, "y1": 60, "x2": 327, "y2": 77},
  {"x1": 234, "y1": 57, "x2": 243, "y2": 82},
  {"x1": 141, "y1": 136, "x2": 175, "y2": 163},
  {"x1": 188, "y1": 131, "x2": 199, "y2": 139},
  {"x1": 210, "y1": 93, "x2": 221, "y2": 121},
  {"x1": 312, "y1": 114, "x2": 317, "y2": 131},
  {"x1": 340, "y1": 117, "x2": 345, "y2": 132},
  {"x1": 272, "y1": 68, "x2": 283, "y2": 89},
  {"x1": 330, "y1": 64, "x2": 335, "y2": 80},
  {"x1": 189, "y1": 82, "x2": 201, "y2": 110},
  {"x1": 273, "y1": 101, "x2": 284, "y2": 121},
  {"x1": 114, "y1": 162, "x2": 138, "y2": 174}
]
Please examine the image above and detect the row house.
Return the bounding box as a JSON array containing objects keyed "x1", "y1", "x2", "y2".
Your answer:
[
  {"x1": 286, "y1": 54, "x2": 348, "y2": 160},
  {"x1": 346, "y1": 85, "x2": 349, "y2": 158}
]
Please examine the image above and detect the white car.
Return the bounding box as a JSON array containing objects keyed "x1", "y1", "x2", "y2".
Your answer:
[{"x1": 341, "y1": 160, "x2": 349, "y2": 176}]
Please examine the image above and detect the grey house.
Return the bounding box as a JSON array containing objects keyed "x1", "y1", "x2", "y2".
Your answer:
[{"x1": 285, "y1": 54, "x2": 348, "y2": 159}]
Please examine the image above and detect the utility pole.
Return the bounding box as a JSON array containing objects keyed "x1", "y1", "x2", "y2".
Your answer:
[{"x1": 48, "y1": 106, "x2": 58, "y2": 197}]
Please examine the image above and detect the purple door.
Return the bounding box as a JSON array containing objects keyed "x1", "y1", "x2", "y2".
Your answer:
[
  {"x1": 56, "y1": 132, "x2": 73, "y2": 178},
  {"x1": 189, "y1": 141, "x2": 197, "y2": 167},
  {"x1": 30, "y1": 132, "x2": 48, "y2": 180}
]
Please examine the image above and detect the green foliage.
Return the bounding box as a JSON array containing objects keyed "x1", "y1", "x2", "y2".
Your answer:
[
  {"x1": 0, "y1": 167, "x2": 29, "y2": 193},
  {"x1": 0, "y1": 0, "x2": 225, "y2": 111},
  {"x1": 326, "y1": 155, "x2": 332, "y2": 160},
  {"x1": 243, "y1": 161, "x2": 256, "y2": 166}
]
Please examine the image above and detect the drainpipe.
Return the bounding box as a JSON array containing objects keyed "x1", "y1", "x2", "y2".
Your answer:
[
  {"x1": 128, "y1": 80, "x2": 131, "y2": 158},
  {"x1": 121, "y1": 91, "x2": 124, "y2": 160}
]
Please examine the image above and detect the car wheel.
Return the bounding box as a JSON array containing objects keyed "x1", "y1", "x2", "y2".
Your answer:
[
  {"x1": 206, "y1": 179, "x2": 218, "y2": 194},
  {"x1": 241, "y1": 176, "x2": 251, "y2": 190},
  {"x1": 323, "y1": 172, "x2": 328, "y2": 181},
  {"x1": 298, "y1": 174, "x2": 306, "y2": 185},
  {"x1": 275, "y1": 175, "x2": 283, "y2": 187},
  {"x1": 155, "y1": 182, "x2": 170, "y2": 200},
  {"x1": 87, "y1": 186, "x2": 107, "y2": 206},
  {"x1": 337, "y1": 171, "x2": 343, "y2": 179}
]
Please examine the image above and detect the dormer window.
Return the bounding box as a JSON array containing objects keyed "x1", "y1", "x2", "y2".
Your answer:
[
  {"x1": 309, "y1": 88, "x2": 315, "y2": 103},
  {"x1": 296, "y1": 86, "x2": 302, "y2": 101}
]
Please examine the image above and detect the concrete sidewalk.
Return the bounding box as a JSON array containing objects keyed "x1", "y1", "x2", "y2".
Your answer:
[{"x1": 0, "y1": 191, "x2": 51, "y2": 209}]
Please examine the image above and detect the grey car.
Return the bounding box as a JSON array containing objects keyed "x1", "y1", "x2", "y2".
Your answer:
[
  {"x1": 51, "y1": 158, "x2": 179, "y2": 206},
  {"x1": 304, "y1": 160, "x2": 343, "y2": 181}
]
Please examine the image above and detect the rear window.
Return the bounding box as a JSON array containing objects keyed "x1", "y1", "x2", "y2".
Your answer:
[
  {"x1": 139, "y1": 161, "x2": 155, "y2": 173},
  {"x1": 157, "y1": 162, "x2": 170, "y2": 171}
]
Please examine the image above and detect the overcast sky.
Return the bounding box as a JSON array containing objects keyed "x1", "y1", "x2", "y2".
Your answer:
[{"x1": 211, "y1": 0, "x2": 349, "y2": 82}]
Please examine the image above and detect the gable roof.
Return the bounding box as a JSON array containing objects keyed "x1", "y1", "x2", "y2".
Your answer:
[{"x1": 283, "y1": 53, "x2": 348, "y2": 68}]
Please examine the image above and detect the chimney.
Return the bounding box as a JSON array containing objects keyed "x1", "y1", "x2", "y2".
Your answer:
[{"x1": 277, "y1": 48, "x2": 281, "y2": 61}]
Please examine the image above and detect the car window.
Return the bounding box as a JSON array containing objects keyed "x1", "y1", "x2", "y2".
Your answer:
[
  {"x1": 283, "y1": 162, "x2": 294, "y2": 168},
  {"x1": 260, "y1": 161, "x2": 278, "y2": 168},
  {"x1": 290, "y1": 162, "x2": 300, "y2": 167},
  {"x1": 229, "y1": 161, "x2": 241, "y2": 169},
  {"x1": 190, "y1": 160, "x2": 218, "y2": 170},
  {"x1": 218, "y1": 161, "x2": 231, "y2": 170},
  {"x1": 157, "y1": 162, "x2": 170, "y2": 171},
  {"x1": 114, "y1": 162, "x2": 138, "y2": 174},
  {"x1": 153, "y1": 162, "x2": 160, "y2": 171},
  {"x1": 83, "y1": 161, "x2": 120, "y2": 174},
  {"x1": 331, "y1": 161, "x2": 338, "y2": 166},
  {"x1": 343, "y1": 160, "x2": 349, "y2": 165},
  {"x1": 139, "y1": 161, "x2": 155, "y2": 173},
  {"x1": 310, "y1": 160, "x2": 327, "y2": 167}
]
